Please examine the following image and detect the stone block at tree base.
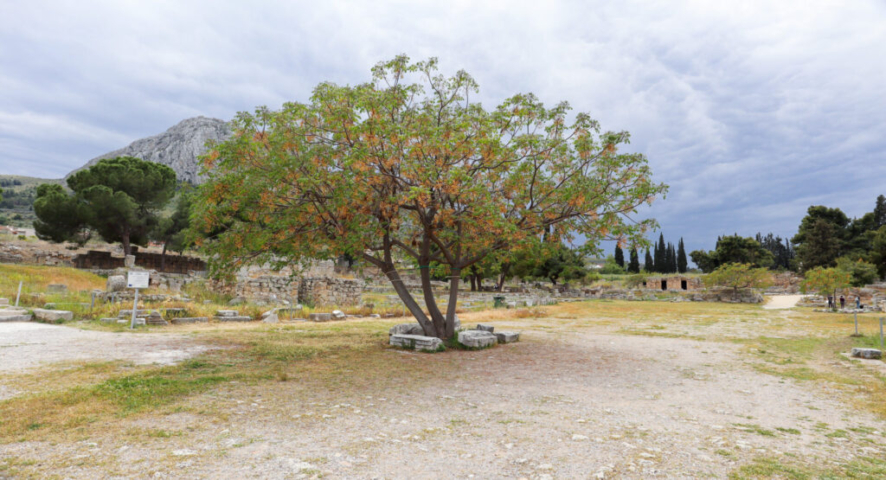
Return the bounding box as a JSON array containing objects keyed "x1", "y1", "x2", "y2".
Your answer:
[
  {"x1": 215, "y1": 310, "x2": 239, "y2": 317},
  {"x1": 458, "y1": 330, "x2": 497, "y2": 349},
  {"x1": 389, "y1": 323, "x2": 425, "y2": 336},
  {"x1": 309, "y1": 313, "x2": 333, "y2": 322},
  {"x1": 215, "y1": 316, "x2": 254, "y2": 322},
  {"x1": 390, "y1": 334, "x2": 444, "y2": 352},
  {"x1": 495, "y1": 331, "x2": 520, "y2": 344},
  {"x1": 475, "y1": 324, "x2": 494, "y2": 333},
  {"x1": 171, "y1": 317, "x2": 209, "y2": 325},
  {"x1": 851, "y1": 348, "x2": 882, "y2": 360},
  {"x1": 32, "y1": 309, "x2": 73, "y2": 322}
]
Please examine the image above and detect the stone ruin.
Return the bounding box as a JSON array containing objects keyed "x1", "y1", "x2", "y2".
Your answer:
[
  {"x1": 641, "y1": 275, "x2": 703, "y2": 291},
  {"x1": 211, "y1": 261, "x2": 364, "y2": 306},
  {"x1": 73, "y1": 247, "x2": 206, "y2": 274}
]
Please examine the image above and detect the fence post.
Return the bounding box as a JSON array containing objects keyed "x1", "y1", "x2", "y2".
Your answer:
[{"x1": 15, "y1": 280, "x2": 22, "y2": 307}]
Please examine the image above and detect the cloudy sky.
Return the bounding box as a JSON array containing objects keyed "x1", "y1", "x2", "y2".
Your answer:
[{"x1": 1, "y1": 0, "x2": 884, "y2": 254}]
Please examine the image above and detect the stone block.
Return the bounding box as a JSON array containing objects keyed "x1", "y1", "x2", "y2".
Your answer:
[
  {"x1": 133, "y1": 318, "x2": 146, "y2": 326},
  {"x1": 106, "y1": 275, "x2": 126, "y2": 293},
  {"x1": 389, "y1": 323, "x2": 424, "y2": 336},
  {"x1": 332, "y1": 310, "x2": 346, "y2": 319},
  {"x1": 309, "y1": 313, "x2": 332, "y2": 322},
  {"x1": 33, "y1": 308, "x2": 73, "y2": 322},
  {"x1": 458, "y1": 330, "x2": 497, "y2": 349},
  {"x1": 146, "y1": 312, "x2": 168, "y2": 326},
  {"x1": 215, "y1": 316, "x2": 254, "y2": 322},
  {"x1": 261, "y1": 311, "x2": 279, "y2": 324},
  {"x1": 390, "y1": 334, "x2": 444, "y2": 352},
  {"x1": 216, "y1": 310, "x2": 239, "y2": 317},
  {"x1": 124, "y1": 255, "x2": 136, "y2": 268},
  {"x1": 0, "y1": 313, "x2": 32, "y2": 322},
  {"x1": 118, "y1": 309, "x2": 150, "y2": 318},
  {"x1": 0, "y1": 298, "x2": 8, "y2": 306},
  {"x1": 475, "y1": 324, "x2": 494, "y2": 333},
  {"x1": 171, "y1": 317, "x2": 209, "y2": 325},
  {"x1": 851, "y1": 348, "x2": 882, "y2": 360},
  {"x1": 494, "y1": 331, "x2": 520, "y2": 344}
]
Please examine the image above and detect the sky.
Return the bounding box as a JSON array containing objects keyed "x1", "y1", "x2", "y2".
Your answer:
[{"x1": 1, "y1": 0, "x2": 885, "y2": 255}]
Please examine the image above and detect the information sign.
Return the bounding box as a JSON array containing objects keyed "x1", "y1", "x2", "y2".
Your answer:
[{"x1": 127, "y1": 271, "x2": 150, "y2": 289}]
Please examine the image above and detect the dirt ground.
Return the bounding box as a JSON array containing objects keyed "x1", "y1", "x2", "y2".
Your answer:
[{"x1": 1, "y1": 303, "x2": 885, "y2": 479}]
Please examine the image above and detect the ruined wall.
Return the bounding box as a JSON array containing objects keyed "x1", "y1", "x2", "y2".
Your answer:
[
  {"x1": 298, "y1": 277, "x2": 364, "y2": 306},
  {"x1": 213, "y1": 275, "x2": 300, "y2": 301},
  {"x1": 73, "y1": 249, "x2": 205, "y2": 273},
  {"x1": 642, "y1": 276, "x2": 703, "y2": 291}
]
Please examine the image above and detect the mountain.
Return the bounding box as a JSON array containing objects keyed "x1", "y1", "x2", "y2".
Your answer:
[{"x1": 66, "y1": 116, "x2": 231, "y2": 184}]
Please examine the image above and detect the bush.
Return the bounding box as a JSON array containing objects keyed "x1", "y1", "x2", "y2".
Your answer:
[{"x1": 625, "y1": 274, "x2": 648, "y2": 289}]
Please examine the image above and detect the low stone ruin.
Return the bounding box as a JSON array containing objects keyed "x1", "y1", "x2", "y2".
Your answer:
[
  {"x1": 388, "y1": 321, "x2": 520, "y2": 352},
  {"x1": 215, "y1": 310, "x2": 253, "y2": 322},
  {"x1": 851, "y1": 348, "x2": 882, "y2": 360},
  {"x1": 0, "y1": 298, "x2": 31, "y2": 322},
  {"x1": 389, "y1": 334, "x2": 444, "y2": 352}
]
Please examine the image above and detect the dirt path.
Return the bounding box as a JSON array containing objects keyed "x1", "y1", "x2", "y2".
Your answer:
[
  {"x1": 3, "y1": 322, "x2": 882, "y2": 478},
  {"x1": 762, "y1": 294, "x2": 804, "y2": 309},
  {"x1": 0, "y1": 322, "x2": 211, "y2": 375}
]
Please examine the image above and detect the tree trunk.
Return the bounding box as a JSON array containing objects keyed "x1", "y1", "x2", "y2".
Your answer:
[
  {"x1": 160, "y1": 242, "x2": 168, "y2": 272},
  {"x1": 444, "y1": 267, "x2": 461, "y2": 339},
  {"x1": 121, "y1": 233, "x2": 131, "y2": 256},
  {"x1": 386, "y1": 264, "x2": 439, "y2": 337},
  {"x1": 470, "y1": 275, "x2": 476, "y2": 292},
  {"x1": 496, "y1": 263, "x2": 511, "y2": 292}
]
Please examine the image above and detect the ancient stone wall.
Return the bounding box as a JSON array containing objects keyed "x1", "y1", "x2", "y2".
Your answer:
[
  {"x1": 73, "y1": 249, "x2": 205, "y2": 273},
  {"x1": 642, "y1": 276, "x2": 703, "y2": 291},
  {"x1": 298, "y1": 277, "x2": 364, "y2": 306},
  {"x1": 213, "y1": 275, "x2": 300, "y2": 301}
]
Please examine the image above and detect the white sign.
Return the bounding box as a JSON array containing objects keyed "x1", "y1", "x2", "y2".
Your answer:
[{"x1": 127, "y1": 271, "x2": 150, "y2": 289}]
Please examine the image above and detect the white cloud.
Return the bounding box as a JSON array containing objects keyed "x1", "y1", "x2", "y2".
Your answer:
[{"x1": 1, "y1": 0, "x2": 884, "y2": 248}]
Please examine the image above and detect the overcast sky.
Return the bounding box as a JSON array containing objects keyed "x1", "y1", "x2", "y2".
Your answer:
[{"x1": 1, "y1": 0, "x2": 884, "y2": 254}]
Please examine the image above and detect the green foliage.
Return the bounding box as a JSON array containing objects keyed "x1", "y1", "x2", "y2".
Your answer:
[
  {"x1": 624, "y1": 273, "x2": 647, "y2": 288},
  {"x1": 795, "y1": 219, "x2": 840, "y2": 272},
  {"x1": 691, "y1": 235, "x2": 773, "y2": 273},
  {"x1": 599, "y1": 255, "x2": 626, "y2": 274},
  {"x1": 704, "y1": 263, "x2": 772, "y2": 295},
  {"x1": 868, "y1": 225, "x2": 886, "y2": 279},
  {"x1": 153, "y1": 188, "x2": 194, "y2": 254},
  {"x1": 194, "y1": 55, "x2": 666, "y2": 337},
  {"x1": 800, "y1": 266, "x2": 851, "y2": 299},
  {"x1": 34, "y1": 157, "x2": 177, "y2": 254},
  {"x1": 644, "y1": 249, "x2": 653, "y2": 272},
  {"x1": 835, "y1": 257, "x2": 878, "y2": 287}
]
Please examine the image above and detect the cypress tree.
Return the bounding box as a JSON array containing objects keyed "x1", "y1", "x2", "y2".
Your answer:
[
  {"x1": 654, "y1": 234, "x2": 665, "y2": 273},
  {"x1": 628, "y1": 247, "x2": 640, "y2": 273},
  {"x1": 667, "y1": 243, "x2": 676, "y2": 273},
  {"x1": 614, "y1": 245, "x2": 625, "y2": 268},
  {"x1": 644, "y1": 249, "x2": 654, "y2": 272},
  {"x1": 875, "y1": 194, "x2": 886, "y2": 228},
  {"x1": 677, "y1": 238, "x2": 688, "y2": 273}
]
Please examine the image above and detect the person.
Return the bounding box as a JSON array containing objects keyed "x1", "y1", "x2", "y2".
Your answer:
[
  {"x1": 827, "y1": 295, "x2": 833, "y2": 309},
  {"x1": 840, "y1": 295, "x2": 845, "y2": 309},
  {"x1": 856, "y1": 296, "x2": 861, "y2": 309}
]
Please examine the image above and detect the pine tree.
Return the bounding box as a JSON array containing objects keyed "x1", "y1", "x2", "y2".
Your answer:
[
  {"x1": 628, "y1": 247, "x2": 640, "y2": 273},
  {"x1": 677, "y1": 238, "x2": 688, "y2": 273},
  {"x1": 614, "y1": 245, "x2": 625, "y2": 268},
  {"x1": 644, "y1": 249, "x2": 654, "y2": 272}
]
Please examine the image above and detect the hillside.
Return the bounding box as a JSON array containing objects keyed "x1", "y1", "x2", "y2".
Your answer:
[{"x1": 0, "y1": 175, "x2": 63, "y2": 227}]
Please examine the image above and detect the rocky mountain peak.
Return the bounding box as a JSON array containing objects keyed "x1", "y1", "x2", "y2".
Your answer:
[{"x1": 67, "y1": 116, "x2": 232, "y2": 184}]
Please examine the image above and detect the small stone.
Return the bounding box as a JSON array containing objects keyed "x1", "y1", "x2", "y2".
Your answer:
[
  {"x1": 308, "y1": 313, "x2": 333, "y2": 322},
  {"x1": 495, "y1": 331, "x2": 520, "y2": 344},
  {"x1": 32, "y1": 308, "x2": 73, "y2": 322},
  {"x1": 172, "y1": 449, "x2": 197, "y2": 456},
  {"x1": 332, "y1": 310, "x2": 346, "y2": 319},
  {"x1": 475, "y1": 324, "x2": 494, "y2": 333},
  {"x1": 390, "y1": 334, "x2": 443, "y2": 352},
  {"x1": 572, "y1": 434, "x2": 589, "y2": 441}
]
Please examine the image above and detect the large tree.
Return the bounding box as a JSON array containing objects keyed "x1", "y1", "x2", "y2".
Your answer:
[
  {"x1": 34, "y1": 157, "x2": 177, "y2": 255},
  {"x1": 795, "y1": 219, "x2": 841, "y2": 271},
  {"x1": 152, "y1": 189, "x2": 195, "y2": 269},
  {"x1": 194, "y1": 56, "x2": 667, "y2": 340},
  {"x1": 690, "y1": 235, "x2": 773, "y2": 273},
  {"x1": 614, "y1": 245, "x2": 625, "y2": 268},
  {"x1": 704, "y1": 263, "x2": 772, "y2": 299},
  {"x1": 677, "y1": 238, "x2": 687, "y2": 273}
]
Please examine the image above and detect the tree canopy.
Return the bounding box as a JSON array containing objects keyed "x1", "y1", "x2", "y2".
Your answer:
[
  {"x1": 194, "y1": 56, "x2": 667, "y2": 339},
  {"x1": 34, "y1": 157, "x2": 177, "y2": 254},
  {"x1": 689, "y1": 235, "x2": 773, "y2": 273},
  {"x1": 704, "y1": 263, "x2": 772, "y2": 298}
]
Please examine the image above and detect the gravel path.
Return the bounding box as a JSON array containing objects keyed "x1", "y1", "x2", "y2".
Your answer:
[
  {"x1": 0, "y1": 322, "x2": 211, "y2": 375},
  {"x1": 3, "y1": 325, "x2": 883, "y2": 479},
  {"x1": 762, "y1": 294, "x2": 804, "y2": 309}
]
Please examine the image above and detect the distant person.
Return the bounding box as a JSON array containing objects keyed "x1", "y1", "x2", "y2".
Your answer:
[
  {"x1": 840, "y1": 295, "x2": 845, "y2": 309},
  {"x1": 827, "y1": 296, "x2": 834, "y2": 309},
  {"x1": 856, "y1": 296, "x2": 861, "y2": 309}
]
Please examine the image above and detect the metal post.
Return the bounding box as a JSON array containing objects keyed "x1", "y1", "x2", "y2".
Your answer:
[
  {"x1": 855, "y1": 312, "x2": 859, "y2": 336},
  {"x1": 91, "y1": 292, "x2": 96, "y2": 311},
  {"x1": 15, "y1": 281, "x2": 22, "y2": 307},
  {"x1": 130, "y1": 288, "x2": 139, "y2": 329}
]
